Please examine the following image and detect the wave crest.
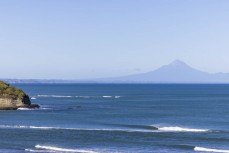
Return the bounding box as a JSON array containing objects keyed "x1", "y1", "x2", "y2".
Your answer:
[
  {"x1": 37, "y1": 95, "x2": 121, "y2": 99},
  {"x1": 37, "y1": 95, "x2": 73, "y2": 98},
  {"x1": 0, "y1": 124, "x2": 211, "y2": 133},
  {"x1": 157, "y1": 126, "x2": 209, "y2": 132},
  {"x1": 194, "y1": 147, "x2": 229, "y2": 153},
  {"x1": 34, "y1": 145, "x2": 98, "y2": 153},
  {"x1": 17, "y1": 108, "x2": 34, "y2": 111}
]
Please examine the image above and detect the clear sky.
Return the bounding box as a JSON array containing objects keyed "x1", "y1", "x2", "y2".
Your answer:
[{"x1": 0, "y1": 0, "x2": 229, "y2": 79}]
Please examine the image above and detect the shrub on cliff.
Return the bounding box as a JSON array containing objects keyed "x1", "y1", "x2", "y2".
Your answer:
[{"x1": 0, "y1": 81, "x2": 26, "y2": 99}]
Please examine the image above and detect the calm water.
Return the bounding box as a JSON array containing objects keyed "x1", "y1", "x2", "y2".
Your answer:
[{"x1": 0, "y1": 84, "x2": 229, "y2": 153}]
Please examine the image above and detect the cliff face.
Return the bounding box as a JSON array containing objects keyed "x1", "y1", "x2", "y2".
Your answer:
[{"x1": 0, "y1": 81, "x2": 38, "y2": 110}]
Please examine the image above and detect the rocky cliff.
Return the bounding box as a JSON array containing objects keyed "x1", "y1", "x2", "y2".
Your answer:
[{"x1": 0, "y1": 81, "x2": 39, "y2": 110}]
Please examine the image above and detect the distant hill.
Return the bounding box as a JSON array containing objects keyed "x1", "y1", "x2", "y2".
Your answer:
[
  {"x1": 2, "y1": 60, "x2": 229, "y2": 83},
  {"x1": 96, "y1": 60, "x2": 229, "y2": 83}
]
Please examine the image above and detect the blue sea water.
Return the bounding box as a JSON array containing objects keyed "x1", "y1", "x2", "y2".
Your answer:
[{"x1": 0, "y1": 84, "x2": 229, "y2": 153}]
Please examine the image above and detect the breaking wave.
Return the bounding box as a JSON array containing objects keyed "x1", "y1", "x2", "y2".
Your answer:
[
  {"x1": 102, "y1": 96, "x2": 112, "y2": 98},
  {"x1": 112, "y1": 123, "x2": 209, "y2": 132},
  {"x1": 157, "y1": 126, "x2": 209, "y2": 132},
  {"x1": 0, "y1": 125, "x2": 151, "y2": 133},
  {"x1": 17, "y1": 107, "x2": 50, "y2": 111},
  {"x1": 37, "y1": 95, "x2": 121, "y2": 99},
  {"x1": 194, "y1": 146, "x2": 229, "y2": 153},
  {"x1": 17, "y1": 108, "x2": 34, "y2": 111},
  {"x1": 37, "y1": 95, "x2": 73, "y2": 98},
  {"x1": 25, "y1": 145, "x2": 98, "y2": 153},
  {"x1": 0, "y1": 124, "x2": 211, "y2": 133},
  {"x1": 173, "y1": 145, "x2": 229, "y2": 153}
]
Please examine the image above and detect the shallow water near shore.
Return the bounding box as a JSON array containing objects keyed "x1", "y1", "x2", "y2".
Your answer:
[{"x1": 0, "y1": 84, "x2": 229, "y2": 153}]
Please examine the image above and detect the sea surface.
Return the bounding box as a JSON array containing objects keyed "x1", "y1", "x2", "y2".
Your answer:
[{"x1": 0, "y1": 84, "x2": 229, "y2": 153}]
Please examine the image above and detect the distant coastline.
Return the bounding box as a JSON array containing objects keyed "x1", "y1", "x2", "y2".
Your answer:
[
  {"x1": 3, "y1": 60, "x2": 229, "y2": 84},
  {"x1": 3, "y1": 79, "x2": 229, "y2": 84}
]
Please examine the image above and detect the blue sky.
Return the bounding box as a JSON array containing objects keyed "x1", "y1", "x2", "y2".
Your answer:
[{"x1": 0, "y1": 0, "x2": 229, "y2": 79}]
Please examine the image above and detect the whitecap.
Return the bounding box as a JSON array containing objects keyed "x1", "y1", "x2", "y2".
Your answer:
[
  {"x1": 0, "y1": 125, "x2": 151, "y2": 133},
  {"x1": 37, "y1": 95, "x2": 73, "y2": 98},
  {"x1": 28, "y1": 126, "x2": 55, "y2": 129},
  {"x1": 102, "y1": 96, "x2": 112, "y2": 98},
  {"x1": 194, "y1": 146, "x2": 229, "y2": 153},
  {"x1": 17, "y1": 107, "x2": 50, "y2": 111},
  {"x1": 35, "y1": 145, "x2": 98, "y2": 153},
  {"x1": 0, "y1": 125, "x2": 53, "y2": 130},
  {"x1": 0, "y1": 124, "x2": 210, "y2": 133},
  {"x1": 17, "y1": 108, "x2": 34, "y2": 111},
  {"x1": 157, "y1": 126, "x2": 208, "y2": 132},
  {"x1": 25, "y1": 149, "x2": 55, "y2": 152},
  {"x1": 52, "y1": 95, "x2": 73, "y2": 98}
]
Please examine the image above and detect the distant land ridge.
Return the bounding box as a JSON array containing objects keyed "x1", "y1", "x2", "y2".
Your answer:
[{"x1": 2, "y1": 60, "x2": 229, "y2": 83}]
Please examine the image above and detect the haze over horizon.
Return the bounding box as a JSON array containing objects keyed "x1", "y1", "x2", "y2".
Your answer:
[
  {"x1": 4, "y1": 59, "x2": 229, "y2": 84},
  {"x1": 1, "y1": 0, "x2": 229, "y2": 79}
]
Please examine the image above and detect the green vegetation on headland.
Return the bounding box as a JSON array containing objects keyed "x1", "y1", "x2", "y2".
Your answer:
[
  {"x1": 0, "y1": 81, "x2": 26, "y2": 99},
  {"x1": 0, "y1": 80, "x2": 39, "y2": 110}
]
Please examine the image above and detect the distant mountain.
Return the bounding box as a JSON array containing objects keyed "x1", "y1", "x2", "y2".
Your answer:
[
  {"x1": 2, "y1": 60, "x2": 229, "y2": 84},
  {"x1": 97, "y1": 60, "x2": 229, "y2": 83}
]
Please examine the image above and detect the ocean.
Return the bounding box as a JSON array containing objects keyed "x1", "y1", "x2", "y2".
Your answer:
[{"x1": 0, "y1": 84, "x2": 229, "y2": 153}]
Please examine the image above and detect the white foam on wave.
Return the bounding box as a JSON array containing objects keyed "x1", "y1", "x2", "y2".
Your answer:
[
  {"x1": 0, "y1": 125, "x2": 54, "y2": 130},
  {"x1": 25, "y1": 149, "x2": 55, "y2": 152},
  {"x1": 194, "y1": 147, "x2": 229, "y2": 153},
  {"x1": 18, "y1": 107, "x2": 51, "y2": 111},
  {"x1": 37, "y1": 95, "x2": 73, "y2": 98},
  {"x1": 157, "y1": 126, "x2": 208, "y2": 132},
  {"x1": 52, "y1": 95, "x2": 73, "y2": 98},
  {"x1": 0, "y1": 125, "x2": 152, "y2": 133},
  {"x1": 34, "y1": 145, "x2": 98, "y2": 153},
  {"x1": 0, "y1": 124, "x2": 210, "y2": 133},
  {"x1": 38, "y1": 95, "x2": 93, "y2": 98},
  {"x1": 31, "y1": 97, "x2": 37, "y2": 100},
  {"x1": 102, "y1": 96, "x2": 112, "y2": 98},
  {"x1": 37, "y1": 94, "x2": 122, "y2": 99},
  {"x1": 17, "y1": 108, "x2": 34, "y2": 111},
  {"x1": 18, "y1": 107, "x2": 45, "y2": 111}
]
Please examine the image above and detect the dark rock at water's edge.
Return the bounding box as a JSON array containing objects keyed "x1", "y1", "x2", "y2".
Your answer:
[
  {"x1": 28, "y1": 104, "x2": 40, "y2": 109},
  {"x1": 0, "y1": 80, "x2": 39, "y2": 110}
]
